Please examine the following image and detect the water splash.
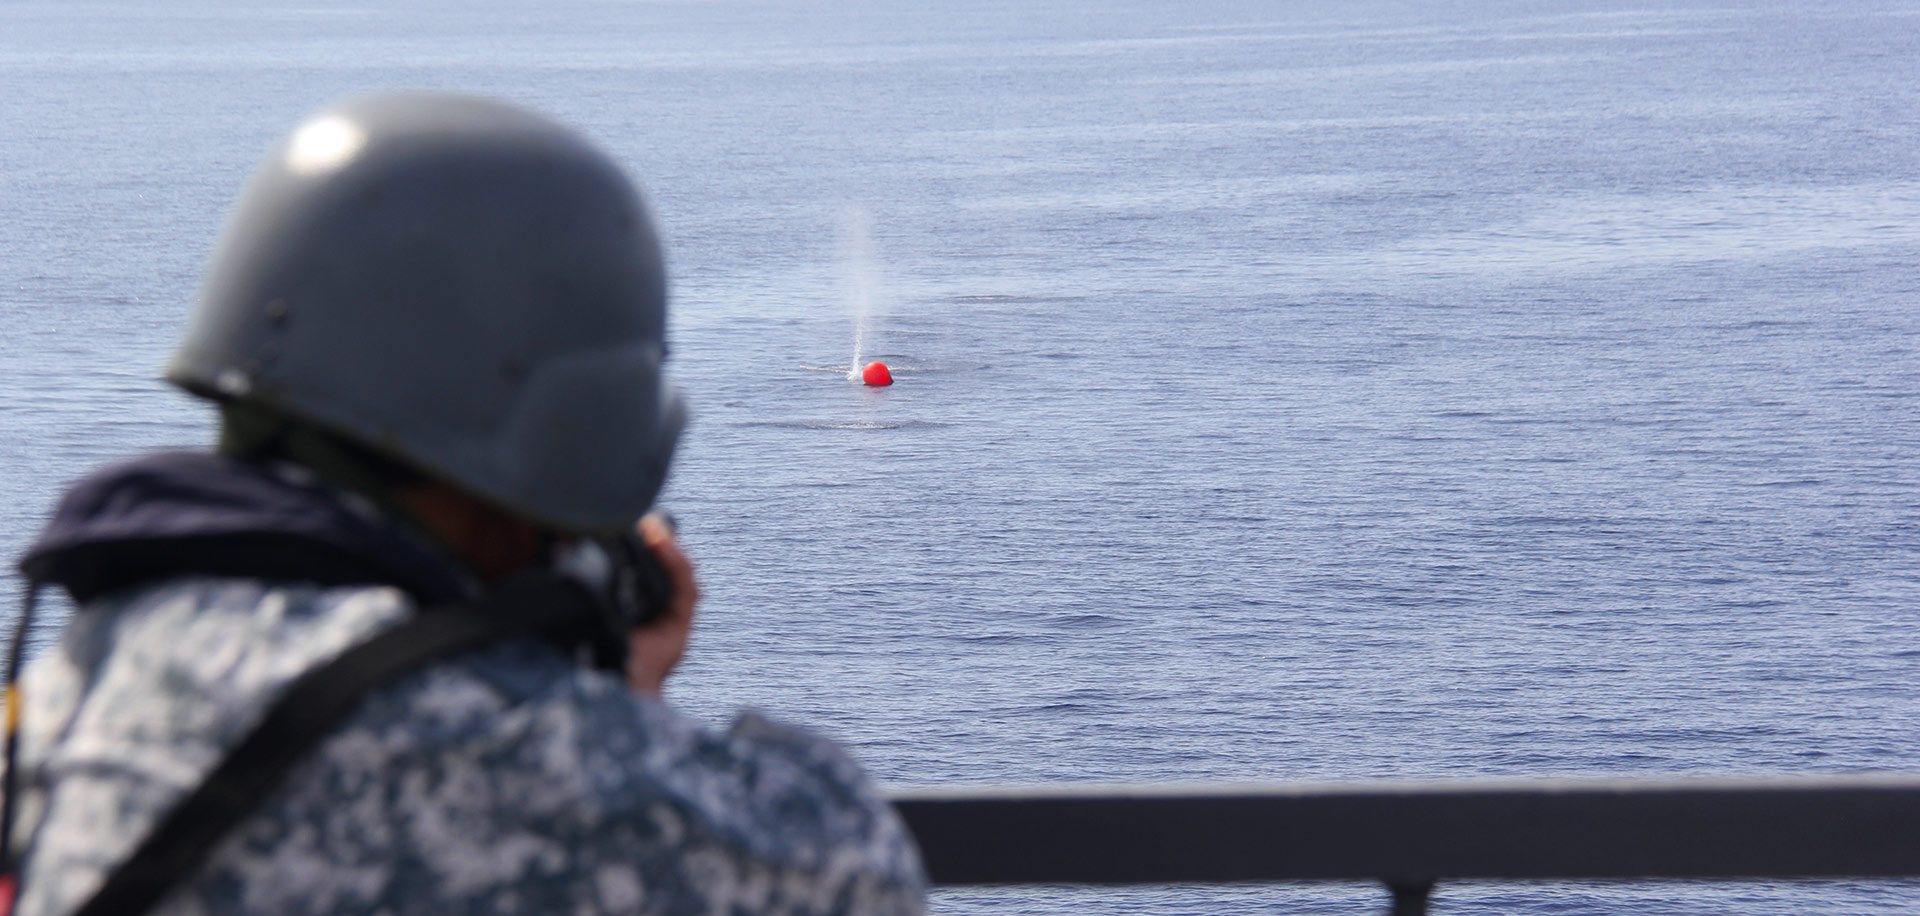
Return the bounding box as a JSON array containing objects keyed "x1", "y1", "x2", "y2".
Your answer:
[{"x1": 840, "y1": 205, "x2": 878, "y2": 380}]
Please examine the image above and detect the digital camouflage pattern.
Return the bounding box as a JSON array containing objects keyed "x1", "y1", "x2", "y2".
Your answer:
[{"x1": 9, "y1": 576, "x2": 927, "y2": 916}]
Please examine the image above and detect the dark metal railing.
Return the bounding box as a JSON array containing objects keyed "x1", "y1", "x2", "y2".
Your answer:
[{"x1": 890, "y1": 773, "x2": 1920, "y2": 914}]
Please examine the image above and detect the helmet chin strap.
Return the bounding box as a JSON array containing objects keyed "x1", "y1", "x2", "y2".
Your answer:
[
  {"x1": 216, "y1": 401, "x2": 518, "y2": 579},
  {"x1": 219, "y1": 401, "x2": 423, "y2": 495}
]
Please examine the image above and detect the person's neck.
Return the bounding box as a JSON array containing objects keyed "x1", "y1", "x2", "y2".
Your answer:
[{"x1": 394, "y1": 483, "x2": 547, "y2": 583}]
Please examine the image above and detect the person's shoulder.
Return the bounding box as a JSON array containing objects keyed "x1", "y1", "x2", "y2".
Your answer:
[
  {"x1": 392, "y1": 650, "x2": 928, "y2": 896},
  {"x1": 146, "y1": 590, "x2": 926, "y2": 915},
  {"x1": 705, "y1": 710, "x2": 929, "y2": 888},
  {"x1": 37, "y1": 576, "x2": 415, "y2": 739}
]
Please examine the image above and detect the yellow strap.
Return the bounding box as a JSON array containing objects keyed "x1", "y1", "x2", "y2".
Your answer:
[{"x1": 4, "y1": 685, "x2": 18, "y2": 733}]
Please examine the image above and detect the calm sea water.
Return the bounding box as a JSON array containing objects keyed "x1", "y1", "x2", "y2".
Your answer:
[{"x1": 4, "y1": 0, "x2": 1919, "y2": 912}]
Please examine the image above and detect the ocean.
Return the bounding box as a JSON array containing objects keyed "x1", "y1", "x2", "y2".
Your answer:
[{"x1": 3, "y1": 0, "x2": 1918, "y2": 912}]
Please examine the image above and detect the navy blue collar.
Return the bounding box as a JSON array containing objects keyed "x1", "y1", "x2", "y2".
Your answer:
[{"x1": 18, "y1": 452, "x2": 479, "y2": 605}]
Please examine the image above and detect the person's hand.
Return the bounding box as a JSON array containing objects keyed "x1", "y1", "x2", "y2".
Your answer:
[{"x1": 625, "y1": 513, "x2": 698, "y2": 696}]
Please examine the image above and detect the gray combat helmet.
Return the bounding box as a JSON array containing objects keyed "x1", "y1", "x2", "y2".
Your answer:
[{"x1": 168, "y1": 92, "x2": 685, "y2": 534}]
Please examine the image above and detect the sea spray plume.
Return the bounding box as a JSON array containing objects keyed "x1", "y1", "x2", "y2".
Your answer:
[{"x1": 839, "y1": 205, "x2": 878, "y2": 380}]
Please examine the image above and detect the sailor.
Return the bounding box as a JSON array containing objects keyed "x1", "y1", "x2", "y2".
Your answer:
[{"x1": 4, "y1": 93, "x2": 925, "y2": 916}]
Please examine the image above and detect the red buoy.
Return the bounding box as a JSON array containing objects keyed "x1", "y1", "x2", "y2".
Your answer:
[{"x1": 862, "y1": 361, "x2": 893, "y2": 386}]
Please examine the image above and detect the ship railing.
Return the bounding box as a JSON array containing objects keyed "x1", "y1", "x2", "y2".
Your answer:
[{"x1": 890, "y1": 773, "x2": 1920, "y2": 915}]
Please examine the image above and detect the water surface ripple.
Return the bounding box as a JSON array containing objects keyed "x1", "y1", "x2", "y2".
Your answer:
[{"x1": 3, "y1": 1, "x2": 1916, "y2": 912}]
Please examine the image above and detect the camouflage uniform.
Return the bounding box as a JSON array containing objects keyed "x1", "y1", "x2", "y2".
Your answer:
[{"x1": 9, "y1": 454, "x2": 927, "y2": 916}]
